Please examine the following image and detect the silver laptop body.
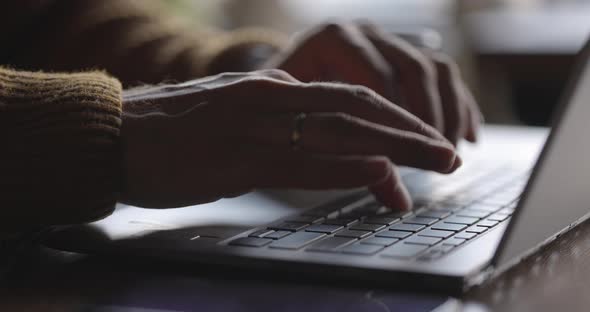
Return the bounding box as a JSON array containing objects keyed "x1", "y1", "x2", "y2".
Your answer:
[{"x1": 45, "y1": 39, "x2": 590, "y2": 295}]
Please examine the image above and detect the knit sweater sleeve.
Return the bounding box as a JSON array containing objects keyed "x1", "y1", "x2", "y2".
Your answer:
[
  {"x1": 0, "y1": 67, "x2": 123, "y2": 233},
  {"x1": 0, "y1": 0, "x2": 286, "y2": 87}
]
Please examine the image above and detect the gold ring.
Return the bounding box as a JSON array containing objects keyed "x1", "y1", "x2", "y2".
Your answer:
[{"x1": 290, "y1": 113, "x2": 306, "y2": 150}]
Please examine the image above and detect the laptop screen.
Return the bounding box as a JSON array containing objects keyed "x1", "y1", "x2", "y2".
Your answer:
[{"x1": 494, "y1": 39, "x2": 590, "y2": 267}]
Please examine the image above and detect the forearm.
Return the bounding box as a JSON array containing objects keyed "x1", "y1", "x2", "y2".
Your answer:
[
  {"x1": 0, "y1": 67, "x2": 123, "y2": 234},
  {"x1": 0, "y1": 0, "x2": 285, "y2": 87}
]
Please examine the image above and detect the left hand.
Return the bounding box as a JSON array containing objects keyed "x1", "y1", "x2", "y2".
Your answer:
[{"x1": 265, "y1": 21, "x2": 481, "y2": 145}]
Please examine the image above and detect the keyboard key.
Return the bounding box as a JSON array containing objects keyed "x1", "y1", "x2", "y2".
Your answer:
[
  {"x1": 360, "y1": 237, "x2": 399, "y2": 246},
  {"x1": 269, "y1": 232, "x2": 326, "y2": 250},
  {"x1": 350, "y1": 223, "x2": 386, "y2": 232},
  {"x1": 442, "y1": 238, "x2": 466, "y2": 246},
  {"x1": 431, "y1": 222, "x2": 467, "y2": 232},
  {"x1": 323, "y1": 218, "x2": 359, "y2": 227},
  {"x1": 402, "y1": 216, "x2": 438, "y2": 226},
  {"x1": 229, "y1": 237, "x2": 273, "y2": 247},
  {"x1": 341, "y1": 243, "x2": 384, "y2": 255},
  {"x1": 404, "y1": 235, "x2": 442, "y2": 246},
  {"x1": 417, "y1": 229, "x2": 454, "y2": 239},
  {"x1": 376, "y1": 230, "x2": 411, "y2": 239},
  {"x1": 268, "y1": 222, "x2": 308, "y2": 232},
  {"x1": 335, "y1": 229, "x2": 372, "y2": 238},
  {"x1": 286, "y1": 215, "x2": 324, "y2": 224},
  {"x1": 465, "y1": 226, "x2": 487, "y2": 234},
  {"x1": 416, "y1": 210, "x2": 450, "y2": 219},
  {"x1": 487, "y1": 213, "x2": 510, "y2": 222},
  {"x1": 477, "y1": 220, "x2": 499, "y2": 228},
  {"x1": 381, "y1": 243, "x2": 428, "y2": 259},
  {"x1": 306, "y1": 237, "x2": 356, "y2": 252},
  {"x1": 364, "y1": 217, "x2": 400, "y2": 225},
  {"x1": 265, "y1": 231, "x2": 291, "y2": 240},
  {"x1": 456, "y1": 209, "x2": 490, "y2": 219},
  {"x1": 454, "y1": 231, "x2": 477, "y2": 240},
  {"x1": 389, "y1": 223, "x2": 425, "y2": 232},
  {"x1": 305, "y1": 224, "x2": 343, "y2": 234},
  {"x1": 249, "y1": 229, "x2": 275, "y2": 238},
  {"x1": 443, "y1": 215, "x2": 479, "y2": 225}
]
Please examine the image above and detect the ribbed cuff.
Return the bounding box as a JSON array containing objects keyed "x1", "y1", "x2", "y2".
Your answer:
[{"x1": 0, "y1": 67, "x2": 123, "y2": 230}]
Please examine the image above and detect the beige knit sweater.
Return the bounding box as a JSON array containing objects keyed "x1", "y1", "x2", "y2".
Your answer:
[{"x1": 0, "y1": 0, "x2": 284, "y2": 233}]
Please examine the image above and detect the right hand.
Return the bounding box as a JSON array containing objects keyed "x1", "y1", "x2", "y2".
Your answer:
[{"x1": 120, "y1": 70, "x2": 460, "y2": 210}]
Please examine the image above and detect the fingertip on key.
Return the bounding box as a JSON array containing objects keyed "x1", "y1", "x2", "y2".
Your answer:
[
  {"x1": 427, "y1": 142, "x2": 459, "y2": 173},
  {"x1": 449, "y1": 154, "x2": 462, "y2": 172},
  {"x1": 369, "y1": 171, "x2": 412, "y2": 211}
]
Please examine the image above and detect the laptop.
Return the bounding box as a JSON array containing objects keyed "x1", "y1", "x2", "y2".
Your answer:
[{"x1": 44, "y1": 38, "x2": 590, "y2": 295}]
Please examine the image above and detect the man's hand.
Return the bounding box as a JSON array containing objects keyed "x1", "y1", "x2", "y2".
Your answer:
[
  {"x1": 265, "y1": 22, "x2": 481, "y2": 145},
  {"x1": 120, "y1": 70, "x2": 460, "y2": 210}
]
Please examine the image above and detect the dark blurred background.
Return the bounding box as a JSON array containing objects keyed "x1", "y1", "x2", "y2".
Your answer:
[{"x1": 165, "y1": 0, "x2": 590, "y2": 126}]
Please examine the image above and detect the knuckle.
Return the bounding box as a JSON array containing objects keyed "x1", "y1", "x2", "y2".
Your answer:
[
  {"x1": 158, "y1": 84, "x2": 182, "y2": 93},
  {"x1": 320, "y1": 22, "x2": 346, "y2": 36},
  {"x1": 331, "y1": 112, "x2": 355, "y2": 125},
  {"x1": 326, "y1": 112, "x2": 359, "y2": 133},
  {"x1": 413, "y1": 120, "x2": 429, "y2": 135},
  {"x1": 349, "y1": 85, "x2": 377, "y2": 101},
  {"x1": 356, "y1": 19, "x2": 377, "y2": 31},
  {"x1": 347, "y1": 85, "x2": 387, "y2": 110},
  {"x1": 257, "y1": 68, "x2": 292, "y2": 80}
]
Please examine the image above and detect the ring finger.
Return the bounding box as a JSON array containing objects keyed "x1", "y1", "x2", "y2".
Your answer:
[{"x1": 232, "y1": 112, "x2": 459, "y2": 173}]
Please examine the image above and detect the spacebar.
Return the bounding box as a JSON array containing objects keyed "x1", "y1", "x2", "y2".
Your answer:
[{"x1": 269, "y1": 232, "x2": 326, "y2": 250}]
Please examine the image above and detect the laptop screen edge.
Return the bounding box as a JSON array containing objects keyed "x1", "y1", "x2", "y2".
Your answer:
[{"x1": 490, "y1": 36, "x2": 590, "y2": 269}]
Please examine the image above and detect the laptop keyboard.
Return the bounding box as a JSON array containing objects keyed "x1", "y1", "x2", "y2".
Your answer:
[{"x1": 227, "y1": 164, "x2": 528, "y2": 261}]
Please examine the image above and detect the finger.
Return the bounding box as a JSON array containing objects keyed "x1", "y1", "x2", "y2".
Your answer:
[
  {"x1": 280, "y1": 23, "x2": 396, "y2": 100},
  {"x1": 461, "y1": 84, "x2": 482, "y2": 142},
  {"x1": 369, "y1": 165, "x2": 412, "y2": 210},
  {"x1": 235, "y1": 112, "x2": 459, "y2": 173},
  {"x1": 232, "y1": 79, "x2": 449, "y2": 143},
  {"x1": 357, "y1": 22, "x2": 445, "y2": 132},
  {"x1": 430, "y1": 52, "x2": 468, "y2": 145},
  {"x1": 302, "y1": 113, "x2": 458, "y2": 173},
  {"x1": 251, "y1": 152, "x2": 393, "y2": 190}
]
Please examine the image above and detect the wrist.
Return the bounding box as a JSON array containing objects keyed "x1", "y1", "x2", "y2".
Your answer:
[{"x1": 120, "y1": 90, "x2": 160, "y2": 203}]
